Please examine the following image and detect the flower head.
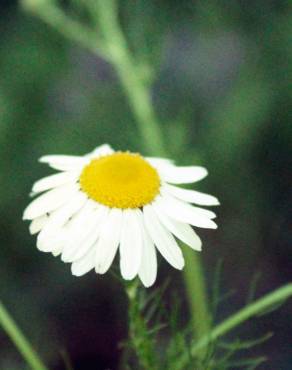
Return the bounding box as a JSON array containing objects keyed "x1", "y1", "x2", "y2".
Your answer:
[{"x1": 23, "y1": 144, "x2": 219, "y2": 287}]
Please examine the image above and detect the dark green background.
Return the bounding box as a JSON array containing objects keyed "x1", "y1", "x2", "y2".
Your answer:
[{"x1": 0, "y1": 1, "x2": 291, "y2": 369}]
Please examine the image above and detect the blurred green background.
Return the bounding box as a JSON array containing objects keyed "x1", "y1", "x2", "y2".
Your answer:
[{"x1": 0, "y1": 1, "x2": 291, "y2": 369}]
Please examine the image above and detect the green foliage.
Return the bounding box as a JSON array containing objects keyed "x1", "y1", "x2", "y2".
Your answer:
[
  {"x1": 121, "y1": 269, "x2": 291, "y2": 370},
  {"x1": 121, "y1": 282, "x2": 167, "y2": 370}
]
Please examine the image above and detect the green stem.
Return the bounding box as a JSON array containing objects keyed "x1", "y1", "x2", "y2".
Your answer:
[
  {"x1": 21, "y1": 0, "x2": 109, "y2": 61},
  {"x1": 177, "y1": 283, "x2": 292, "y2": 368},
  {"x1": 94, "y1": 0, "x2": 166, "y2": 156},
  {"x1": 21, "y1": 0, "x2": 211, "y2": 345},
  {"x1": 183, "y1": 248, "x2": 211, "y2": 338},
  {"x1": 124, "y1": 282, "x2": 159, "y2": 370},
  {"x1": 0, "y1": 300, "x2": 49, "y2": 370}
]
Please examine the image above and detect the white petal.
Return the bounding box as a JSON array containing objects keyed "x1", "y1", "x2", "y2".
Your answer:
[
  {"x1": 159, "y1": 165, "x2": 208, "y2": 184},
  {"x1": 23, "y1": 183, "x2": 80, "y2": 220},
  {"x1": 32, "y1": 171, "x2": 80, "y2": 194},
  {"x1": 71, "y1": 248, "x2": 96, "y2": 276},
  {"x1": 143, "y1": 205, "x2": 184, "y2": 269},
  {"x1": 60, "y1": 202, "x2": 103, "y2": 262},
  {"x1": 37, "y1": 192, "x2": 87, "y2": 241},
  {"x1": 62, "y1": 205, "x2": 108, "y2": 263},
  {"x1": 155, "y1": 195, "x2": 217, "y2": 229},
  {"x1": 153, "y1": 204, "x2": 202, "y2": 251},
  {"x1": 120, "y1": 209, "x2": 143, "y2": 280},
  {"x1": 86, "y1": 144, "x2": 114, "y2": 158},
  {"x1": 39, "y1": 155, "x2": 88, "y2": 171},
  {"x1": 36, "y1": 196, "x2": 87, "y2": 253},
  {"x1": 138, "y1": 220, "x2": 157, "y2": 287},
  {"x1": 37, "y1": 227, "x2": 68, "y2": 253},
  {"x1": 66, "y1": 227, "x2": 99, "y2": 262},
  {"x1": 162, "y1": 183, "x2": 220, "y2": 206},
  {"x1": 29, "y1": 215, "x2": 48, "y2": 235},
  {"x1": 95, "y1": 208, "x2": 123, "y2": 274},
  {"x1": 146, "y1": 157, "x2": 174, "y2": 169},
  {"x1": 52, "y1": 246, "x2": 63, "y2": 257},
  {"x1": 160, "y1": 191, "x2": 216, "y2": 219}
]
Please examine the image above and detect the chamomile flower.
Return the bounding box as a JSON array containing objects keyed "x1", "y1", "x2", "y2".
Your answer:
[{"x1": 23, "y1": 144, "x2": 219, "y2": 287}]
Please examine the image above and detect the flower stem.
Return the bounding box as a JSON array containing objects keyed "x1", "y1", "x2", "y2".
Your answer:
[
  {"x1": 21, "y1": 0, "x2": 211, "y2": 344},
  {"x1": 94, "y1": 0, "x2": 167, "y2": 156},
  {"x1": 0, "y1": 300, "x2": 49, "y2": 370},
  {"x1": 183, "y1": 248, "x2": 211, "y2": 339},
  {"x1": 124, "y1": 282, "x2": 159, "y2": 370}
]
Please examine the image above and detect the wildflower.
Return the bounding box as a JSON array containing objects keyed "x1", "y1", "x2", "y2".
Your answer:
[{"x1": 23, "y1": 144, "x2": 219, "y2": 287}]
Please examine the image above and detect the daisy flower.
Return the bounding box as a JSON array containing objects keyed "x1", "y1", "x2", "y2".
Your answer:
[{"x1": 23, "y1": 144, "x2": 219, "y2": 287}]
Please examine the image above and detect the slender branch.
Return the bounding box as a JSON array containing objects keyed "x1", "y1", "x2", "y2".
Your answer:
[
  {"x1": 21, "y1": 0, "x2": 109, "y2": 61},
  {"x1": 94, "y1": 0, "x2": 167, "y2": 156},
  {"x1": 0, "y1": 300, "x2": 49, "y2": 370},
  {"x1": 177, "y1": 283, "x2": 292, "y2": 368}
]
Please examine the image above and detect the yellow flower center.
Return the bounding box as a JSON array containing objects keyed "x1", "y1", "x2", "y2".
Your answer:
[{"x1": 79, "y1": 152, "x2": 160, "y2": 209}]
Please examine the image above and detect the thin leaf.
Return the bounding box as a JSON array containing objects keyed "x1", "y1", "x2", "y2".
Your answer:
[
  {"x1": 246, "y1": 272, "x2": 262, "y2": 304},
  {"x1": 218, "y1": 332, "x2": 273, "y2": 350},
  {"x1": 226, "y1": 356, "x2": 267, "y2": 367}
]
